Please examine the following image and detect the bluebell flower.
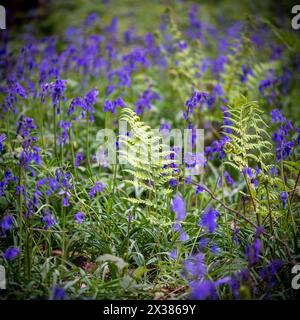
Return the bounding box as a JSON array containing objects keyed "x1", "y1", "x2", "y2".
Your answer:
[
  {"x1": 271, "y1": 109, "x2": 285, "y2": 123},
  {"x1": 135, "y1": 87, "x2": 160, "y2": 116},
  {"x1": 199, "y1": 237, "x2": 208, "y2": 250},
  {"x1": 74, "y1": 211, "x2": 85, "y2": 224},
  {"x1": 75, "y1": 153, "x2": 83, "y2": 167},
  {"x1": 89, "y1": 181, "x2": 106, "y2": 198},
  {"x1": 280, "y1": 191, "x2": 287, "y2": 208},
  {"x1": 0, "y1": 133, "x2": 6, "y2": 151},
  {"x1": 4, "y1": 246, "x2": 20, "y2": 261},
  {"x1": 199, "y1": 207, "x2": 219, "y2": 234},
  {"x1": 51, "y1": 79, "x2": 67, "y2": 113},
  {"x1": 211, "y1": 243, "x2": 219, "y2": 255},
  {"x1": 42, "y1": 211, "x2": 56, "y2": 229},
  {"x1": 259, "y1": 260, "x2": 283, "y2": 288},
  {"x1": 245, "y1": 238, "x2": 261, "y2": 266},
  {"x1": 169, "y1": 178, "x2": 178, "y2": 188},
  {"x1": 1, "y1": 215, "x2": 14, "y2": 237},
  {"x1": 240, "y1": 65, "x2": 254, "y2": 83},
  {"x1": 195, "y1": 185, "x2": 204, "y2": 195},
  {"x1": 224, "y1": 171, "x2": 234, "y2": 186},
  {"x1": 171, "y1": 193, "x2": 186, "y2": 221},
  {"x1": 184, "y1": 252, "x2": 207, "y2": 280},
  {"x1": 190, "y1": 280, "x2": 217, "y2": 300},
  {"x1": 58, "y1": 120, "x2": 72, "y2": 145},
  {"x1": 242, "y1": 167, "x2": 253, "y2": 178},
  {"x1": 169, "y1": 248, "x2": 177, "y2": 260},
  {"x1": 52, "y1": 286, "x2": 67, "y2": 300},
  {"x1": 69, "y1": 89, "x2": 98, "y2": 122}
]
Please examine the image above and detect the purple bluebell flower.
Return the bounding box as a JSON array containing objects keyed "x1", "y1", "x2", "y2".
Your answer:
[
  {"x1": 259, "y1": 260, "x2": 283, "y2": 288},
  {"x1": 0, "y1": 133, "x2": 6, "y2": 151},
  {"x1": 103, "y1": 99, "x2": 116, "y2": 113},
  {"x1": 255, "y1": 226, "x2": 264, "y2": 238},
  {"x1": 4, "y1": 246, "x2": 20, "y2": 261},
  {"x1": 240, "y1": 65, "x2": 254, "y2": 83},
  {"x1": 169, "y1": 248, "x2": 177, "y2": 260},
  {"x1": 224, "y1": 171, "x2": 234, "y2": 186},
  {"x1": 196, "y1": 185, "x2": 204, "y2": 195},
  {"x1": 169, "y1": 178, "x2": 178, "y2": 188},
  {"x1": 1, "y1": 215, "x2": 14, "y2": 237},
  {"x1": 271, "y1": 109, "x2": 285, "y2": 123},
  {"x1": 190, "y1": 280, "x2": 217, "y2": 300},
  {"x1": 58, "y1": 120, "x2": 72, "y2": 145},
  {"x1": 211, "y1": 243, "x2": 219, "y2": 255},
  {"x1": 74, "y1": 211, "x2": 85, "y2": 224},
  {"x1": 270, "y1": 166, "x2": 278, "y2": 176},
  {"x1": 42, "y1": 211, "x2": 56, "y2": 229},
  {"x1": 52, "y1": 286, "x2": 67, "y2": 300},
  {"x1": 69, "y1": 89, "x2": 98, "y2": 122},
  {"x1": 199, "y1": 207, "x2": 219, "y2": 234},
  {"x1": 199, "y1": 237, "x2": 208, "y2": 250},
  {"x1": 280, "y1": 191, "x2": 287, "y2": 208},
  {"x1": 89, "y1": 181, "x2": 106, "y2": 198},
  {"x1": 171, "y1": 193, "x2": 186, "y2": 221},
  {"x1": 135, "y1": 87, "x2": 160, "y2": 116},
  {"x1": 242, "y1": 167, "x2": 253, "y2": 178},
  {"x1": 75, "y1": 153, "x2": 83, "y2": 167},
  {"x1": 185, "y1": 252, "x2": 207, "y2": 280},
  {"x1": 245, "y1": 238, "x2": 261, "y2": 266},
  {"x1": 52, "y1": 79, "x2": 67, "y2": 112}
]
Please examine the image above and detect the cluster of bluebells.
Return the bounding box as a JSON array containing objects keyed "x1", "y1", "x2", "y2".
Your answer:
[
  {"x1": 89, "y1": 181, "x2": 106, "y2": 198},
  {"x1": 271, "y1": 108, "x2": 298, "y2": 161},
  {"x1": 68, "y1": 88, "x2": 99, "y2": 122},
  {"x1": 171, "y1": 193, "x2": 188, "y2": 241},
  {"x1": 17, "y1": 117, "x2": 41, "y2": 172},
  {"x1": 103, "y1": 97, "x2": 125, "y2": 114}
]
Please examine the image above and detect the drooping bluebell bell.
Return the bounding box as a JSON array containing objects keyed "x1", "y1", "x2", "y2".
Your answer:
[
  {"x1": 52, "y1": 286, "x2": 67, "y2": 300},
  {"x1": 259, "y1": 260, "x2": 283, "y2": 288},
  {"x1": 245, "y1": 238, "x2": 261, "y2": 266},
  {"x1": 0, "y1": 133, "x2": 6, "y2": 151},
  {"x1": 195, "y1": 185, "x2": 204, "y2": 195},
  {"x1": 199, "y1": 207, "x2": 220, "y2": 234},
  {"x1": 69, "y1": 88, "x2": 98, "y2": 122},
  {"x1": 42, "y1": 210, "x2": 56, "y2": 229},
  {"x1": 210, "y1": 243, "x2": 219, "y2": 255},
  {"x1": 199, "y1": 237, "x2": 208, "y2": 250},
  {"x1": 51, "y1": 79, "x2": 67, "y2": 113},
  {"x1": 280, "y1": 191, "x2": 287, "y2": 209},
  {"x1": 240, "y1": 65, "x2": 254, "y2": 83},
  {"x1": 171, "y1": 193, "x2": 186, "y2": 221},
  {"x1": 0, "y1": 170, "x2": 17, "y2": 196},
  {"x1": 74, "y1": 211, "x2": 85, "y2": 224},
  {"x1": 75, "y1": 153, "x2": 83, "y2": 167},
  {"x1": 89, "y1": 181, "x2": 106, "y2": 198},
  {"x1": 135, "y1": 87, "x2": 160, "y2": 116},
  {"x1": 184, "y1": 252, "x2": 207, "y2": 280},
  {"x1": 224, "y1": 170, "x2": 234, "y2": 186},
  {"x1": 58, "y1": 120, "x2": 72, "y2": 145},
  {"x1": 169, "y1": 178, "x2": 178, "y2": 188},
  {"x1": 242, "y1": 167, "x2": 253, "y2": 178},
  {"x1": 16, "y1": 117, "x2": 41, "y2": 170},
  {"x1": 2, "y1": 80, "x2": 27, "y2": 113},
  {"x1": 4, "y1": 246, "x2": 20, "y2": 261},
  {"x1": 271, "y1": 108, "x2": 285, "y2": 123},
  {"x1": 1, "y1": 215, "x2": 14, "y2": 238},
  {"x1": 169, "y1": 248, "x2": 177, "y2": 260},
  {"x1": 190, "y1": 280, "x2": 217, "y2": 300}
]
